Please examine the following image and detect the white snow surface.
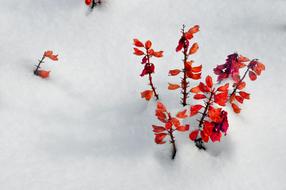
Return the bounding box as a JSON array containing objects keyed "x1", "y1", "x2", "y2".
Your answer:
[{"x1": 0, "y1": 0, "x2": 286, "y2": 189}]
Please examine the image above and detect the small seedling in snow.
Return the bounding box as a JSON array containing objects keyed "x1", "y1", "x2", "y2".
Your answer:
[
  {"x1": 133, "y1": 39, "x2": 163, "y2": 101},
  {"x1": 153, "y1": 101, "x2": 189, "y2": 159},
  {"x1": 85, "y1": 0, "x2": 101, "y2": 10},
  {"x1": 34, "y1": 50, "x2": 58, "y2": 79},
  {"x1": 168, "y1": 25, "x2": 202, "y2": 107}
]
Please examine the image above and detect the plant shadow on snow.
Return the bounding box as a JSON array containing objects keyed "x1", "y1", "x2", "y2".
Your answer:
[{"x1": 38, "y1": 101, "x2": 156, "y2": 160}]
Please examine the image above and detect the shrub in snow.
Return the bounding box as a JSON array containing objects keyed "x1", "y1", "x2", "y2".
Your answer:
[
  {"x1": 168, "y1": 25, "x2": 201, "y2": 107},
  {"x1": 153, "y1": 101, "x2": 189, "y2": 159},
  {"x1": 214, "y1": 53, "x2": 266, "y2": 113},
  {"x1": 85, "y1": 0, "x2": 101, "y2": 10},
  {"x1": 189, "y1": 75, "x2": 229, "y2": 150},
  {"x1": 34, "y1": 50, "x2": 58, "y2": 79},
  {"x1": 133, "y1": 39, "x2": 163, "y2": 101}
]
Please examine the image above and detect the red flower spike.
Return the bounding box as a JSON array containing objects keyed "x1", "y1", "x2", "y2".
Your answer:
[
  {"x1": 133, "y1": 39, "x2": 144, "y2": 47},
  {"x1": 190, "y1": 104, "x2": 203, "y2": 116}
]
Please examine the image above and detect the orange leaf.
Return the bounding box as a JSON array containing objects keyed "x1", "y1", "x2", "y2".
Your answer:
[
  {"x1": 190, "y1": 86, "x2": 201, "y2": 93},
  {"x1": 238, "y1": 55, "x2": 250, "y2": 62},
  {"x1": 133, "y1": 39, "x2": 144, "y2": 47},
  {"x1": 37, "y1": 70, "x2": 50, "y2": 78},
  {"x1": 237, "y1": 82, "x2": 246, "y2": 90},
  {"x1": 171, "y1": 118, "x2": 181, "y2": 127},
  {"x1": 194, "y1": 94, "x2": 206, "y2": 100},
  {"x1": 214, "y1": 92, "x2": 228, "y2": 106},
  {"x1": 141, "y1": 90, "x2": 153, "y2": 101},
  {"x1": 176, "y1": 124, "x2": 190, "y2": 132},
  {"x1": 168, "y1": 83, "x2": 180, "y2": 90},
  {"x1": 188, "y1": 25, "x2": 200, "y2": 34},
  {"x1": 187, "y1": 72, "x2": 201, "y2": 80},
  {"x1": 231, "y1": 103, "x2": 241, "y2": 114},
  {"x1": 169, "y1": 69, "x2": 181, "y2": 76},
  {"x1": 176, "y1": 109, "x2": 187, "y2": 119},
  {"x1": 44, "y1": 50, "x2": 58, "y2": 61},
  {"x1": 249, "y1": 71, "x2": 257, "y2": 81},
  {"x1": 189, "y1": 43, "x2": 199, "y2": 55},
  {"x1": 145, "y1": 40, "x2": 152, "y2": 49},
  {"x1": 153, "y1": 51, "x2": 163, "y2": 58},
  {"x1": 133, "y1": 48, "x2": 144, "y2": 56},
  {"x1": 208, "y1": 107, "x2": 222, "y2": 122},
  {"x1": 239, "y1": 91, "x2": 250, "y2": 99},
  {"x1": 190, "y1": 104, "x2": 203, "y2": 116},
  {"x1": 152, "y1": 125, "x2": 166, "y2": 133},
  {"x1": 189, "y1": 130, "x2": 199, "y2": 141},
  {"x1": 191, "y1": 65, "x2": 202, "y2": 73},
  {"x1": 217, "y1": 83, "x2": 229, "y2": 92},
  {"x1": 205, "y1": 75, "x2": 213, "y2": 88},
  {"x1": 157, "y1": 101, "x2": 167, "y2": 112}
]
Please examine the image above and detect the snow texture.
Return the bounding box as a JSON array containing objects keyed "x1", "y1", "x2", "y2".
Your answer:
[{"x1": 0, "y1": 0, "x2": 285, "y2": 189}]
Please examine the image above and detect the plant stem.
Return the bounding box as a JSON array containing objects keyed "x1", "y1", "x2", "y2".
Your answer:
[
  {"x1": 195, "y1": 91, "x2": 214, "y2": 150},
  {"x1": 146, "y1": 55, "x2": 159, "y2": 100},
  {"x1": 230, "y1": 66, "x2": 250, "y2": 98},
  {"x1": 181, "y1": 26, "x2": 189, "y2": 107},
  {"x1": 167, "y1": 113, "x2": 177, "y2": 159},
  {"x1": 34, "y1": 55, "x2": 45, "y2": 75}
]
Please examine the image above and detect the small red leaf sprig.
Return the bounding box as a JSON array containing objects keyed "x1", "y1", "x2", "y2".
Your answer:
[
  {"x1": 34, "y1": 50, "x2": 58, "y2": 79},
  {"x1": 169, "y1": 25, "x2": 202, "y2": 107},
  {"x1": 189, "y1": 75, "x2": 229, "y2": 150},
  {"x1": 214, "y1": 53, "x2": 265, "y2": 113},
  {"x1": 153, "y1": 101, "x2": 189, "y2": 159},
  {"x1": 85, "y1": 0, "x2": 101, "y2": 9},
  {"x1": 133, "y1": 39, "x2": 163, "y2": 101}
]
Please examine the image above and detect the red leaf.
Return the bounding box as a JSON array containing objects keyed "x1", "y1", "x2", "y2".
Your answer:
[
  {"x1": 85, "y1": 0, "x2": 92, "y2": 5},
  {"x1": 237, "y1": 82, "x2": 246, "y2": 90},
  {"x1": 194, "y1": 94, "x2": 206, "y2": 100},
  {"x1": 203, "y1": 121, "x2": 213, "y2": 136},
  {"x1": 235, "y1": 95, "x2": 244, "y2": 104},
  {"x1": 145, "y1": 40, "x2": 152, "y2": 49},
  {"x1": 190, "y1": 86, "x2": 201, "y2": 93},
  {"x1": 231, "y1": 103, "x2": 241, "y2": 114},
  {"x1": 176, "y1": 109, "x2": 188, "y2": 119},
  {"x1": 187, "y1": 72, "x2": 201, "y2": 80},
  {"x1": 189, "y1": 43, "x2": 199, "y2": 55},
  {"x1": 133, "y1": 39, "x2": 144, "y2": 47},
  {"x1": 152, "y1": 125, "x2": 166, "y2": 133},
  {"x1": 133, "y1": 48, "x2": 144, "y2": 56},
  {"x1": 141, "y1": 90, "x2": 153, "y2": 101},
  {"x1": 176, "y1": 124, "x2": 190, "y2": 132},
  {"x1": 205, "y1": 75, "x2": 213, "y2": 88},
  {"x1": 210, "y1": 132, "x2": 222, "y2": 142},
  {"x1": 217, "y1": 83, "x2": 229, "y2": 92},
  {"x1": 191, "y1": 65, "x2": 202, "y2": 73},
  {"x1": 239, "y1": 91, "x2": 250, "y2": 99},
  {"x1": 36, "y1": 70, "x2": 50, "y2": 78},
  {"x1": 238, "y1": 55, "x2": 250, "y2": 62},
  {"x1": 201, "y1": 131, "x2": 209, "y2": 143},
  {"x1": 190, "y1": 105, "x2": 203, "y2": 116},
  {"x1": 171, "y1": 118, "x2": 181, "y2": 127},
  {"x1": 155, "y1": 133, "x2": 167, "y2": 144},
  {"x1": 165, "y1": 122, "x2": 172, "y2": 130},
  {"x1": 214, "y1": 92, "x2": 228, "y2": 106},
  {"x1": 153, "y1": 51, "x2": 163, "y2": 58},
  {"x1": 168, "y1": 83, "x2": 180, "y2": 90},
  {"x1": 188, "y1": 25, "x2": 200, "y2": 34},
  {"x1": 208, "y1": 107, "x2": 222, "y2": 122},
  {"x1": 157, "y1": 101, "x2": 167, "y2": 112},
  {"x1": 44, "y1": 50, "x2": 58, "y2": 61},
  {"x1": 249, "y1": 71, "x2": 257, "y2": 81},
  {"x1": 189, "y1": 130, "x2": 199, "y2": 141},
  {"x1": 169, "y1": 69, "x2": 181, "y2": 76}
]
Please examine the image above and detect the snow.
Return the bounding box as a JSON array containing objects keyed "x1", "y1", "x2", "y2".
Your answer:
[{"x1": 0, "y1": 0, "x2": 286, "y2": 189}]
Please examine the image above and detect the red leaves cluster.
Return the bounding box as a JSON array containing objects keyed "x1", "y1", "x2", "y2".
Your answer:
[
  {"x1": 85, "y1": 0, "x2": 101, "y2": 8},
  {"x1": 170, "y1": 25, "x2": 202, "y2": 106},
  {"x1": 215, "y1": 53, "x2": 265, "y2": 113},
  {"x1": 34, "y1": 50, "x2": 58, "y2": 79},
  {"x1": 133, "y1": 39, "x2": 163, "y2": 101},
  {"x1": 189, "y1": 75, "x2": 230, "y2": 144},
  {"x1": 153, "y1": 102, "x2": 189, "y2": 144}
]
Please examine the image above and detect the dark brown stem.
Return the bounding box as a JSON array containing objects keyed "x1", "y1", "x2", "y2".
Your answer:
[
  {"x1": 167, "y1": 113, "x2": 177, "y2": 159},
  {"x1": 230, "y1": 66, "x2": 250, "y2": 98},
  {"x1": 146, "y1": 54, "x2": 159, "y2": 100},
  {"x1": 181, "y1": 26, "x2": 189, "y2": 107},
  {"x1": 34, "y1": 55, "x2": 45, "y2": 75},
  {"x1": 195, "y1": 91, "x2": 214, "y2": 150}
]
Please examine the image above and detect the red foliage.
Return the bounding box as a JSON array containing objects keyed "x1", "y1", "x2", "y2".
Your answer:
[
  {"x1": 34, "y1": 50, "x2": 58, "y2": 79},
  {"x1": 133, "y1": 39, "x2": 163, "y2": 101}
]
